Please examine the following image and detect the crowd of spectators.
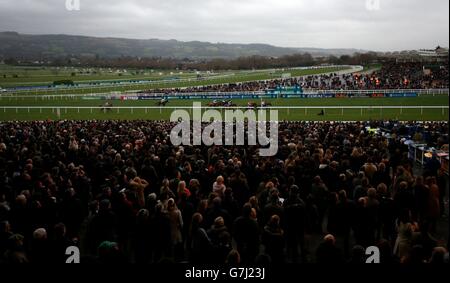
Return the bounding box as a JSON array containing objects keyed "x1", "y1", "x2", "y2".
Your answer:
[
  {"x1": 313, "y1": 62, "x2": 450, "y2": 90},
  {"x1": 0, "y1": 120, "x2": 448, "y2": 263},
  {"x1": 138, "y1": 62, "x2": 449, "y2": 94}
]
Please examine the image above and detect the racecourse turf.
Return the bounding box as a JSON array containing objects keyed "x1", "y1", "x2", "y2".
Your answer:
[
  {"x1": 0, "y1": 66, "x2": 345, "y2": 91},
  {"x1": 0, "y1": 95, "x2": 447, "y2": 121}
]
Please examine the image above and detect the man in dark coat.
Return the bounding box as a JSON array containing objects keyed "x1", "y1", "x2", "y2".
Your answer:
[{"x1": 233, "y1": 203, "x2": 260, "y2": 264}]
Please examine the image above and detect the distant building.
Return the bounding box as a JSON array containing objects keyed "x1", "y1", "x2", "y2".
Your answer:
[
  {"x1": 395, "y1": 46, "x2": 448, "y2": 63},
  {"x1": 416, "y1": 46, "x2": 448, "y2": 61}
]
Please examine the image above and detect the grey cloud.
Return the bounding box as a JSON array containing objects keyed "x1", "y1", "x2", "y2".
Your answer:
[{"x1": 0, "y1": 0, "x2": 448, "y2": 51}]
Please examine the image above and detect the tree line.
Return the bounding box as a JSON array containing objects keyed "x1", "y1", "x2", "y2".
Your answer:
[{"x1": 4, "y1": 52, "x2": 382, "y2": 70}]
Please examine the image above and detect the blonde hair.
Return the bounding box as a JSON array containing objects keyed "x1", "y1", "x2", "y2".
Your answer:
[{"x1": 178, "y1": 181, "x2": 186, "y2": 191}]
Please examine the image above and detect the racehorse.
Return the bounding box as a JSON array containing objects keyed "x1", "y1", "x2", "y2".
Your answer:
[
  {"x1": 225, "y1": 101, "x2": 237, "y2": 107},
  {"x1": 156, "y1": 99, "x2": 169, "y2": 106},
  {"x1": 99, "y1": 102, "x2": 113, "y2": 113},
  {"x1": 208, "y1": 101, "x2": 220, "y2": 107},
  {"x1": 247, "y1": 102, "x2": 258, "y2": 109},
  {"x1": 208, "y1": 100, "x2": 236, "y2": 107}
]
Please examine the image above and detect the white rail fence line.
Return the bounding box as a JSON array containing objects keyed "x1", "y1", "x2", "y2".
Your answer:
[
  {"x1": 0, "y1": 92, "x2": 269, "y2": 99},
  {"x1": 1, "y1": 106, "x2": 448, "y2": 109},
  {"x1": 1, "y1": 105, "x2": 448, "y2": 117},
  {"x1": 0, "y1": 88, "x2": 449, "y2": 99}
]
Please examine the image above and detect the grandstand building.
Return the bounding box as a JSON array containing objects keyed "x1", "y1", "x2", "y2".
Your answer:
[
  {"x1": 395, "y1": 47, "x2": 448, "y2": 63},
  {"x1": 416, "y1": 46, "x2": 448, "y2": 62}
]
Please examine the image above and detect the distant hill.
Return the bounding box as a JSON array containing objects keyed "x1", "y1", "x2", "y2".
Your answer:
[{"x1": 0, "y1": 31, "x2": 365, "y2": 60}]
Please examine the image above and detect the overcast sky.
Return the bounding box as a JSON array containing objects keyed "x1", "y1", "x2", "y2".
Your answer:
[{"x1": 0, "y1": 0, "x2": 448, "y2": 51}]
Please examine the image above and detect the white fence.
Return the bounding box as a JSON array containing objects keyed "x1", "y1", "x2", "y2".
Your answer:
[
  {"x1": 1, "y1": 105, "x2": 448, "y2": 117},
  {"x1": 0, "y1": 88, "x2": 449, "y2": 99}
]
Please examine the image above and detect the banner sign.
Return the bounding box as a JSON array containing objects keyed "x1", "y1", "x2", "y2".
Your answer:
[{"x1": 386, "y1": 93, "x2": 418, "y2": 98}]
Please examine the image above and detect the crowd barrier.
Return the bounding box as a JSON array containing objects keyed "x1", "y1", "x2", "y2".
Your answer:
[
  {"x1": 409, "y1": 143, "x2": 449, "y2": 175},
  {"x1": 110, "y1": 92, "x2": 420, "y2": 100}
]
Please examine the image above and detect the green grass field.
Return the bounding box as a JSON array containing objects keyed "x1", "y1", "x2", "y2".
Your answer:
[
  {"x1": 0, "y1": 65, "x2": 203, "y2": 86},
  {"x1": 0, "y1": 66, "x2": 347, "y2": 94},
  {"x1": 0, "y1": 96, "x2": 447, "y2": 121}
]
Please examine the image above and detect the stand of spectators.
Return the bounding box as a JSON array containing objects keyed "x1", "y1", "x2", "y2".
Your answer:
[
  {"x1": 137, "y1": 62, "x2": 449, "y2": 95},
  {"x1": 0, "y1": 120, "x2": 448, "y2": 263}
]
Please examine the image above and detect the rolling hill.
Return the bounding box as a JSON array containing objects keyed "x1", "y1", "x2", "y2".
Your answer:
[{"x1": 0, "y1": 31, "x2": 365, "y2": 60}]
